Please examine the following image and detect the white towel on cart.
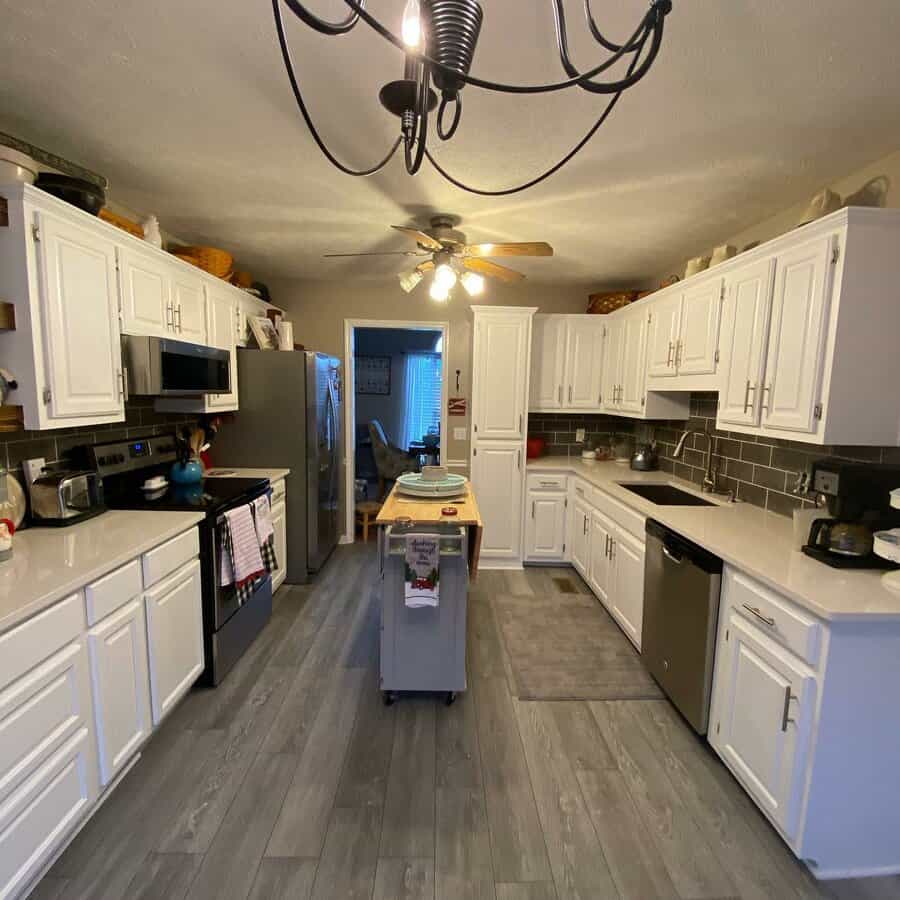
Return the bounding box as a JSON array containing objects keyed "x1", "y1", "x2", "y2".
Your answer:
[
  {"x1": 404, "y1": 534, "x2": 440, "y2": 608},
  {"x1": 252, "y1": 494, "x2": 274, "y2": 544}
]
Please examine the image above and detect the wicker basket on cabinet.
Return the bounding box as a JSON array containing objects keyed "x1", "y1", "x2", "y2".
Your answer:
[
  {"x1": 173, "y1": 245, "x2": 234, "y2": 279},
  {"x1": 587, "y1": 290, "x2": 638, "y2": 314}
]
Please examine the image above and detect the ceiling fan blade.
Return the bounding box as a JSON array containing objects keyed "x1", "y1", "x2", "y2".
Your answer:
[
  {"x1": 323, "y1": 250, "x2": 421, "y2": 258},
  {"x1": 416, "y1": 260, "x2": 435, "y2": 273},
  {"x1": 391, "y1": 225, "x2": 444, "y2": 251},
  {"x1": 464, "y1": 242, "x2": 554, "y2": 258},
  {"x1": 464, "y1": 258, "x2": 526, "y2": 283}
]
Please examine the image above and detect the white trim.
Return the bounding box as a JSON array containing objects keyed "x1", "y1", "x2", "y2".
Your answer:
[
  {"x1": 444, "y1": 458, "x2": 468, "y2": 469},
  {"x1": 343, "y1": 318, "x2": 450, "y2": 543}
]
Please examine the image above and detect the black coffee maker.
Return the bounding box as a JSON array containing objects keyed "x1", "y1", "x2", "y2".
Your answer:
[{"x1": 802, "y1": 460, "x2": 900, "y2": 568}]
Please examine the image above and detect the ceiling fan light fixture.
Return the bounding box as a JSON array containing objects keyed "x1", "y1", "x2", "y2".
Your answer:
[
  {"x1": 460, "y1": 271, "x2": 485, "y2": 296},
  {"x1": 434, "y1": 262, "x2": 458, "y2": 291},
  {"x1": 398, "y1": 268, "x2": 424, "y2": 293},
  {"x1": 401, "y1": 0, "x2": 422, "y2": 48},
  {"x1": 429, "y1": 280, "x2": 450, "y2": 302}
]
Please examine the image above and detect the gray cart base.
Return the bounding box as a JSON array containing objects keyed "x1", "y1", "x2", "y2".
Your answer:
[{"x1": 379, "y1": 524, "x2": 468, "y2": 705}]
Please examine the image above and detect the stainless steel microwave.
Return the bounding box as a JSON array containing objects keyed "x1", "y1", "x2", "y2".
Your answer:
[{"x1": 121, "y1": 335, "x2": 231, "y2": 396}]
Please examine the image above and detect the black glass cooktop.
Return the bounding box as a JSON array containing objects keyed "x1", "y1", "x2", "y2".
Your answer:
[{"x1": 105, "y1": 477, "x2": 269, "y2": 514}]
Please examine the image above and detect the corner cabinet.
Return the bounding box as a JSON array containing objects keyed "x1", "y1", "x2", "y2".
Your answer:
[{"x1": 470, "y1": 306, "x2": 535, "y2": 568}]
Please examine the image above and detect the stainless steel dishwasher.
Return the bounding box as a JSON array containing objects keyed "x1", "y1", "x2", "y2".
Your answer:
[{"x1": 642, "y1": 519, "x2": 723, "y2": 734}]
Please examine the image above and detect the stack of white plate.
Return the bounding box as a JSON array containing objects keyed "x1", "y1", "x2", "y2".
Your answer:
[{"x1": 395, "y1": 472, "x2": 468, "y2": 499}]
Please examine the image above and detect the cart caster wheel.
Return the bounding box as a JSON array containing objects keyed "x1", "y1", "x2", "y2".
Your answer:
[
  {"x1": 445, "y1": 692, "x2": 456, "y2": 706},
  {"x1": 383, "y1": 691, "x2": 395, "y2": 707}
]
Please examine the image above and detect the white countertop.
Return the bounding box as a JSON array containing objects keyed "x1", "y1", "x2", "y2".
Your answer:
[
  {"x1": 205, "y1": 467, "x2": 290, "y2": 482},
  {"x1": 528, "y1": 457, "x2": 900, "y2": 623},
  {"x1": 0, "y1": 510, "x2": 206, "y2": 634}
]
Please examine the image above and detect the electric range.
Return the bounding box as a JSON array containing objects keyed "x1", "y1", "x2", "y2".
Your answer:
[{"x1": 88, "y1": 433, "x2": 273, "y2": 686}]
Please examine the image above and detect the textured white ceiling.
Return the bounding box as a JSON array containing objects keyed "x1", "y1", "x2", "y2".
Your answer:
[{"x1": 1, "y1": 1, "x2": 899, "y2": 288}]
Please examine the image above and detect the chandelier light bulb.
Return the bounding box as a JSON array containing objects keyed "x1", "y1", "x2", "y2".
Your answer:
[
  {"x1": 460, "y1": 271, "x2": 485, "y2": 296},
  {"x1": 434, "y1": 262, "x2": 457, "y2": 291},
  {"x1": 398, "y1": 268, "x2": 424, "y2": 293},
  {"x1": 401, "y1": 0, "x2": 422, "y2": 48},
  {"x1": 429, "y1": 279, "x2": 450, "y2": 302}
]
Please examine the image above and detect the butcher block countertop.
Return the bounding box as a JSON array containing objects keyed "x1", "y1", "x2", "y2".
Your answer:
[{"x1": 376, "y1": 483, "x2": 483, "y2": 578}]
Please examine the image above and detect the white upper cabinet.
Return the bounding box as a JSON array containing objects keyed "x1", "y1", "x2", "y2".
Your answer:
[
  {"x1": 718, "y1": 258, "x2": 776, "y2": 427},
  {"x1": 760, "y1": 235, "x2": 834, "y2": 434},
  {"x1": 35, "y1": 210, "x2": 124, "y2": 423},
  {"x1": 530, "y1": 315, "x2": 565, "y2": 410},
  {"x1": 617, "y1": 307, "x2": 649, "y2": 414},
  {"x1": 118, "y1": 244, "x2": 173, "y2": 338},
  {"x1": 472, "y1": 308, "x2": 532, "y2": 441},
  {"x1": 566, "y1": 317, "x2": 605, "y2": 408},
  {"x1": 678, "y1": 277, "x2": 723, "y2": 376},
  {"x1": 205, "y1": 288, "x2": 239, "y2": 411},
  {"x1": 646, "y1": 293, "x2": 681, "y2": 379},
  {"x1": 171, "y1": 272, "x2": 207, "y2": 343},
  {"x1": 600, "y1": 317, "x2": 623, "y2": 412}
]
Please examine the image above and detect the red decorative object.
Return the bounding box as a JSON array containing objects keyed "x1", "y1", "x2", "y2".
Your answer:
[
  {"x1": 441, "y1": 506, "x2": 459, "y2": 516},
  {"x1": 527, "y1": 437, "x2": 546, "y2": 459}
]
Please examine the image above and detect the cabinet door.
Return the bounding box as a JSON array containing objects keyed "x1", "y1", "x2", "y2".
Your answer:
[
  {"x1": 610, "y1": 527, "x2": 645, "y2": 649},
  {"x1": 565, "y1": 318, "x2": 605, "y2": 408},
  {"x1": 618, "y1": 309, "x2": 648, "y2": 413},
  {"x1": 473, "y1": 315, "x2": 530, "y2": 440},
  {"x1": 206, "y1": 288, "x2": 239, "y2": 410},
  {"x1": 570, "y1": 497, "x2": 592, "y2": 579},
  {"x1": 35, "y1": 211, "x2": 123, "y2": 420},
  {"x1": 87, "y1": 599, "x2": 151, "y2": 785},
  {"x1": 144, "y1": 559, "x2": 204, "y2": 725},
  {"x1": 171, "y1": 273, "x2": 207, "y2": 343},
  {"x1": 588, "y1": 509, "x2": 614, "y2": 609},
  {"x1": 761, "y1": 235, "x2": 834, "y2": 433},
  {"x1": 272, "y1": 499, "x2": 287, "y2": 591},
  {"x1": 646, "y1": 294, "x2": 681, "y2": 378},
  {"x1": 712, "y1": 613, "x2": 815, "y2": 837},
  {"x1": 718, "y1": 259, "x2": 776, "y2": 427},
  {"x1": 678, "y1": 277, "x2": 723, "y2": 376},
  {"x1": 471, "y1": 442, "x2": 524, "y2": 561},
  {"x1": 525, "y1": 492, "x2": 566, "y2": 561},
  {"x1": 600, "y1": 319, "x2": 623, "y2": 411},
  {"x1": 118, "y1": 245, "x2": 173, "y2": 337},
  {"x1": 530, "y1": 316, "x2": 565, "y2": 409}
]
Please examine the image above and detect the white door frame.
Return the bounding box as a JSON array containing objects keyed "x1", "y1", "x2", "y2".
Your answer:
[{"x1": 342, "y1": 318, "x2": 450, "y2": 542}]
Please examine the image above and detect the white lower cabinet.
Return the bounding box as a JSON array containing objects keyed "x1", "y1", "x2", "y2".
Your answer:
[
  {"x1": 570, "y1": 495, "x2": 592, "y2": 578},
  {"x1": 87, "y1": 598, "x2": 152, "y2": 786},
  {"x1": 588, "y1": 509, "x2": 613, "y2": 607},
  {"x1": 712, "y1": 610, "x2": 815, "y2": 839},
  {"x1": 471, "y1": 441, "x2": 524, "y2": 565},
  {"x1": 272, "y1": 498, "x2": 287, "y2": 591},
  {"x1": 144, "y1": 558, "x2": 204, "y2": 725},
  {"x1": 524, "y1": 492, "x2": 567, "y2": 561},
  {"x1": 609, "y1": 527, "x2": 645, "y2": 648}
]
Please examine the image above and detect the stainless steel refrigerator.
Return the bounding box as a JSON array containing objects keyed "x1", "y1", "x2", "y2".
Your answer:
[{"x1": 213, "y1": 349, "x2": 342, "y2": 582}]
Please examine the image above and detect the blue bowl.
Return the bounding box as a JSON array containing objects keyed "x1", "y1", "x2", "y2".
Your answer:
[{"x1": 170, "y1": 459, "x2": 203, "y2": 485}]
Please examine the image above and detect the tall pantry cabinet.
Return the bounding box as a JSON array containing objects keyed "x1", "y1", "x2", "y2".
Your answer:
[{"x1": 470, "y1": 306, "x2": 536, "y2": 568}]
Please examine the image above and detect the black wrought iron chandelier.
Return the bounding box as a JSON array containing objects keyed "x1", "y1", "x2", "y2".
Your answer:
[{"x1": 273, "y1": 0, "x2": 673, "y2": 195}]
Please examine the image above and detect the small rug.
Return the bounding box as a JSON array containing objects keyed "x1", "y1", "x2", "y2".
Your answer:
[{"x1": 495, "y1": 593, "x2": 664, "y2": 702}]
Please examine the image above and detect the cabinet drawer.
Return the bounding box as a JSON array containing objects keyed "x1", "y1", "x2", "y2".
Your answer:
[
  {"x1": 0, "y1": 727, "x2": 97, "y2": 900},
  {"x1": 0, "y1": 594, "x2": 85, "y2": 692},
  {"x1": 271, "y1": 478, "x2": 286, "y2": 503},
  {"x1": 593, "y1": 488, "x2": 646, "y2": 541},
  {"x1": 527, "y1": 473, "x2": 567, "y2": 492},
  {"x1": 142, "y1": 528, "x2": 200, "y2": 588},
  {"x1": 84, "y1": 559, "x2": 143, "y2": 626},
  {"x1": 727, "y1": 568, "x2": 821, "y2": 667},
  {"x1": 571, "y1": 479, "x2": 590, "y2": 502},
  {"x1": 0, "y1": 641, "x2": 91, "y2": 804}
]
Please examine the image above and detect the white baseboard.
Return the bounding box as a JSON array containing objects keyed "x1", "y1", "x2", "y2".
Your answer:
[{"x1": 477, "y1": 559, "x2": 524, "y2": 571}]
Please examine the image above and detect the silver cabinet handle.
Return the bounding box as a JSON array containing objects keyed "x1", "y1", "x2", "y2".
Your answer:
[
  {"x1": 743, "y1": 379, "x2": 751, "y2": 413},
  {"x1": 575, "y1": 486, "x2": 585, "y2": 496},
  {"x1": 583, "y1": 515, "x2": 587, "y2": 535},
  {"x1": 667, "y1": 341, "x2": 674, "y2": 367},
  {"x1": 517, "y1": 449, "x2": 521, "y2": 470},
  {"x1": 175, "y1": 304, "x2": 183, "y2": 332},
  {"x1": 781, "y1": 686, "x2": 798, "y2": 732},
  {"x1": 760, "y1": 384, "x2": 772, "y2": 413},
  {"x1": 558, "y1": 385, "x2": 562, "y2": 403},
  {"x1": 117, "y1": 370, "x2": 126, "y2": 400},
  {"x1": 531, "y1": 500, "x2": 535, "y2": 519},
  {"x1": 519, "y1": 414, "x2": 523, "y2": 434},
  {"x1": 568, "y1": 385, "x2": 573, "y2": 403},
  {"x1": 605, "y1": 534, "x2": 610, "y2": 558},
  {"x1": 165, "y1": 303, "x2": 174, "y2": 330},
  {"x1": 609, "y1": 538, "x2": 615, "y2": 561},
  {"x1": 742, "y1": 603, "x2": 775, "y2": 627},
  {"x1": 121, "y1": 366, "x2": 129, "y2": 402},
  {"x1": 676, "y1": 339, "x2": 683, "y2": 368},
  {"x1": 539, "y1": 480, "x2": 557, "y2": 487}
]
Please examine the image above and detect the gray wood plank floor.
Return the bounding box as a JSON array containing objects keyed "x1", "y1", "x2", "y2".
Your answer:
[{"x1": 42, "y1": 543, "x2": 900, "y2": 900}]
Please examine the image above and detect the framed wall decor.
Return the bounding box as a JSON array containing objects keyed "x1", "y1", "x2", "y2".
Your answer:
[
  {"x1": 248, "y1": 315, "x2": 280, "y2": 350},
  {"x1": 356, "y1": 355, "x2": 391, "y2": 395}
]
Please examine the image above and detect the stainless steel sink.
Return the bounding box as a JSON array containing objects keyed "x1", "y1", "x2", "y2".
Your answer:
[{"x1": 617, "y1": 483, "x2": 717, "y2": 507}]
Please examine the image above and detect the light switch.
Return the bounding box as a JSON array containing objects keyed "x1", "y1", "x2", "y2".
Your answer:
[
  {"x1": 453, "y1": 427, "x2": 467, "y2": 441},
  {"x1": 575, "y1": 428, "x2": 586, "y2": 443}
]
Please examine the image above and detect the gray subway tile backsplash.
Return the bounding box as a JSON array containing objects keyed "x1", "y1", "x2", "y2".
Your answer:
[{"x1": 529, "y1": 390, "x2": 900, "y2": 518}]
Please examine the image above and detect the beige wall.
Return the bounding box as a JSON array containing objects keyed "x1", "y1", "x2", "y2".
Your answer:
[
  {"x1": 652, "y1": 148, "x2": 900, "y2": 284},
  {"x1": 269, "y1": 279, "x2": 588, "y2": 464}
]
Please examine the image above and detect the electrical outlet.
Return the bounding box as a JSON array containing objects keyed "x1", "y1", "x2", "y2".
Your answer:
[
  {"x1": 575, "y1": 428, "x2": 586, "y2": 443},
  {"x1": 23, "y1": 457, "x2": 46, "y2": 487},
  {"x1": 453, "y1": 427, "x2": 467, "y2": 441}
]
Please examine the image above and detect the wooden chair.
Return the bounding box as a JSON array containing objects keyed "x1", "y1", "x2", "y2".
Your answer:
[{"x1": 355, "y1": 500, "x2": 382, "y2": 542}]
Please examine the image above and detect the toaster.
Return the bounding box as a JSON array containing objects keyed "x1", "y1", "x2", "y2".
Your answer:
[{"x1": 30, "y1": 469, "x2": 105, "y2": 526}]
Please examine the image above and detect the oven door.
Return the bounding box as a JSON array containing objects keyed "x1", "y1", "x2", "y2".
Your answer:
[{"x1": 212, "y1": 513, "x2": 242, "y2": 630}]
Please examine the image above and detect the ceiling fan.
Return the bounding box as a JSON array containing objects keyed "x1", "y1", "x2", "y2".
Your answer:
[{"x1": 323, "y1": 215, "x2": 553, "y2": 301}]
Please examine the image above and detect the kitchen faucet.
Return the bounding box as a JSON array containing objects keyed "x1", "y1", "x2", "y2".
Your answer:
[{"x1": 673, "y1": 429, "x2": 734, "y2": 500}]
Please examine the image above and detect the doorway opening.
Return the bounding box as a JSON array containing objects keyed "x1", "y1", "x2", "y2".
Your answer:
[{"x1": 343, "y1": 319, "x2": 450, "y2": 542}]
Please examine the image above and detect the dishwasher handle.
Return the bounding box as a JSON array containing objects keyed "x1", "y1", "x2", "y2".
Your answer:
[
  {"x1": 646, "y1": 518, "x2": 723, "y2": 574},
  {"x1": 662, "y1": 545, "x2": 683, "y2": 565}
]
